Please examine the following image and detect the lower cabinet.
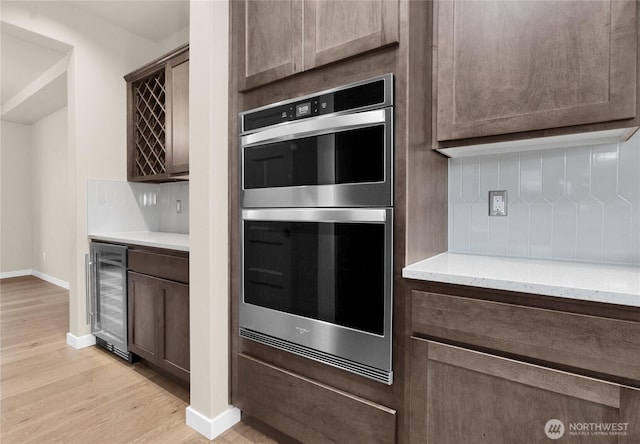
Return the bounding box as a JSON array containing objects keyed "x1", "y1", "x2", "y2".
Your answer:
[
  {"x1": 127, "y1": 248, "x2": 190, "y2": 383},
  {"x1": 236, "y1": 353, "x2": 397, "y2": 443},
  {"x1": 409, "y1": 338, "x2": 640, "y2": 444},
  {"x1": 408, "y1": 288, "x2": 640, "y2": 444}
]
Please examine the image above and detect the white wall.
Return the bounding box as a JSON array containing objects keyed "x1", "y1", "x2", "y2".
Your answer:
[
  {"x1": 187, "y1": 0, "x2": 238, "y2": 438},
  {"x1": 0, "y1": 121, "x2": 33, "y2": 273},
  {"x1": 31, "y1": 107, "x2": 69, "y2": 281},
  {"x1": 1, "y1": 0, "x2": 186, "y2": 337},
  {"x1": 448, "y1": 131, "x2": 640, "y2": 265}
]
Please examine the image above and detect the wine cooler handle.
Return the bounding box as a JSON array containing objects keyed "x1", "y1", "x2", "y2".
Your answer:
[
  {"x1": 85, "y1": 254, "x2": 95, "y2": 324},
  {"x1": 85, "y1": 254, "x2": 90, "y2": 324}
]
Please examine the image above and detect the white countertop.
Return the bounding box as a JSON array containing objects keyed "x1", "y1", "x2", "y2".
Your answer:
[
  {"x1": 89, "y1": 231, "x2": 189, "y2": 252},
  {"x1": 403, "y1": 253, "x2": 640, "y2": 307}
]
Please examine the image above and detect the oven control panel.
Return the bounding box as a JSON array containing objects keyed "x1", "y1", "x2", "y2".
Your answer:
[{"x1": 241, "y1": 76, "x2": 389, "y2": 133}]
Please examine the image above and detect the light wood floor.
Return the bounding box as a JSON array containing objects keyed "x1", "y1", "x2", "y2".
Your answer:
[{"x1": 0, "y1": 276, "x2": 276, "y2": 444}]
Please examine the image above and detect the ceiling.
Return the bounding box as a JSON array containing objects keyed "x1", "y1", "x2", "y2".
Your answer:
[
  {"x1": 63, "y1": 1, "x2": 190, "y2": 43},
  {"x1": 1, "y1": 1, "x2": 190, "y2": 124}
]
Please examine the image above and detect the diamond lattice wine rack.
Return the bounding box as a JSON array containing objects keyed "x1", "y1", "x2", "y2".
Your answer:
[{"x1": 132, "y1": 70, "x2": 167, "y2": 177}]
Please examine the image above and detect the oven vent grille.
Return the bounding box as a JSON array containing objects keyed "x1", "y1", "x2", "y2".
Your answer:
[{"x1": 239, "y1": 327, "x2": 393, "y2": 385}]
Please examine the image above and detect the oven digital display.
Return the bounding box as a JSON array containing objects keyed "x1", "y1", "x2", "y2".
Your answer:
[{"x1": 296, "y1": 102, "x2": 311, "y2": 117}]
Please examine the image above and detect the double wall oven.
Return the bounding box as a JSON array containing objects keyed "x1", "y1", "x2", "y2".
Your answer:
[{"x1": 239, "y1": 74, "x2": 394, "y2": 384}]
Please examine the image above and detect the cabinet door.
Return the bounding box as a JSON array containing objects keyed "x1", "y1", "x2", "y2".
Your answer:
[
  {"x1": 127, "y1": 272, "x2": 158, "y2": 362},
  {"x1": 166, "y1": 51, "x2": 189, "y2": 175},
  {"x1": 435, "y1": 0, "x2": 637, "y2": 142},
  {"x1": 236, "y1": 0, "x2": 303, "y2": 91},
  {"x1": 303, "y1": 0, "x2": 398, "y2": 70},
  {"x1": 157, "y1": 279, "x2": 190, "y2": 382},
  {"x1": 410, "y1": 338, "x2": 640, "y2": 444}
]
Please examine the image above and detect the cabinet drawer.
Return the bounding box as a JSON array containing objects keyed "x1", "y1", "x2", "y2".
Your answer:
[
  {"x1": 409, "y1": 338, "x2": 640, "y2": 444},
  {"x1": 236, "y1": 353, "x2": 396, "y2": 443},
  {"x1": 411, "y1": 291, "x2": 640, "y2": 382},
  {"x1": 128, "y1": 249, "x2": 189, "y2": 284}
]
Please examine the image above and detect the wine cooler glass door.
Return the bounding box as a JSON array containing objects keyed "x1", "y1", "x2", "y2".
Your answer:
[{"x1": 90, "y1": 243, "x2": 128, "y2": 352}]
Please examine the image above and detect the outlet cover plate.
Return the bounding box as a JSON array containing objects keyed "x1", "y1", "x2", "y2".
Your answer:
[{"x1": 489, "y1": 190, "x2": 508, "y2": 216}]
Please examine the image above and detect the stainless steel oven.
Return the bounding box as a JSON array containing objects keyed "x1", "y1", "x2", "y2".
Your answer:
[
  {"x1": 240, "y1": 74, "x2": 393, "y2": 208},
  {"x1": 238, "y1": 75, "x2": 394, "y2": 384}
]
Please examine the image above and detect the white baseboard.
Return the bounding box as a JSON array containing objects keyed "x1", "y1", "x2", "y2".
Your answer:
[
  {"x1": 67, "y1": 332, "x2": 96, "y2": 349},
  {"x1": 186, "y1": 406, "x2": 241, "y2": 440},
  {"x1": 0, "y1": 269, "x2": 69, "y2": 290},
  {"x1": 0, "y1": 269, "x2": 32, "y2": 279},
  {"x1": 32, "y1": 270, "x2": 70, "y2": 290}
]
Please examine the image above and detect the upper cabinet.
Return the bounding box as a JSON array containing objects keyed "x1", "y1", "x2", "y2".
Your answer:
[
  {"x1": 235, "y1": 0, "x2": 399, "y2": 91},
  {"x1": 303, "y1": 0, "x2": 398, "y2": 70},
  {"x1": 434, "y1": 0, "x2": 638, "y2": 147},
  {"x1": 125, "y1": 44, "x2": 189, "y2": 182}
]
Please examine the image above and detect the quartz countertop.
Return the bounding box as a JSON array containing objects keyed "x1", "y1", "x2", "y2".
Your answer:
[
  {"x1": 402, "y1": 253, "x2": 640, "y2": 307},
  {"x1": 88, "y1": 231, "x2": 189, "y2": 252}
]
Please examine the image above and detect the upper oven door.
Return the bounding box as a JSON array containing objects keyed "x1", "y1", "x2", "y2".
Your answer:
[{"x1": 240, "y1": 108, "x2": 393, "y2": 208}]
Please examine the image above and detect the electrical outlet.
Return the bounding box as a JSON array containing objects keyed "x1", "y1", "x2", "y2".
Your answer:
[
  {"x1": 176, "y1": 200, "x2": 182, "y2": 213},
  {"x1": 489, "y1": 190, "x2": 508, "y2": 216}
]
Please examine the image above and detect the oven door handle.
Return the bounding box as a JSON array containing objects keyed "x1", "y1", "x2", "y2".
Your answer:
[
  {"x1": 241, "y1": 108, "x2": 389, "y2": 148},
  {"x1": 242, "y1": 208, "x2": 390, "y2": 223}
]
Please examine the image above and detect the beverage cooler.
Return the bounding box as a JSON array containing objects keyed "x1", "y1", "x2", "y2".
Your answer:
[{"x1": 86, "y1": 242, "x2": 132, "y2": 362}]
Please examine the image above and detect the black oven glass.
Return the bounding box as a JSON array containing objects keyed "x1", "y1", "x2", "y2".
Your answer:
[
  {"x1": 243, "y1": 220, "x2": 385, "y2": 335},
  {"x1": 244, "y1": 125, "x2": 384, "y2": 189}
]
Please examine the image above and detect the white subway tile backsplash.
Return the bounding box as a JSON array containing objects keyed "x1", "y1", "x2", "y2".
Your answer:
[
  {"x1": 499, "y1": 153, "x2": 520, "y2": 198},
  {"x1": 158, "y1": 182, "x2": 189, "y2": 234},
  {"x1": 529, "y1": 198, "x2": 553, "y2": 258},
  {"x1": 519, "y1": 152, "x2": 542, "y2": 202},
  {"x1": 448, "y1": 131, "x2": 640, "y2": 265},
  {"x1": 551, "y1": 197, "x2": 577, "y2": 260},
  {"x1": 449, "y1": 159, "x2": 463, "y2": 202},
  {"x1": 462, "y1": 157, "x2": 480, "y2": 204},
  {"x1": 451, "y1": 202, "x2": 471, "y2": 252},
  {"x1": 87, "y1": 180, "x2": 189, "y2": 235},
  {"x1": 541, "y1": 150, "x2": 565, "y2": 202},
  {"x1": 487, "y1": 215, "x2": 509, "y2": 256},
  {"x1": 469, "y1": 201, "x2": 489, "y2": 253},
  {"x1": 576, "y1": 197, "x2": 603, "y2": 262},
  {"x1": 565, "y1": 146, "x2": 590, "y2": 201},
  {"x1": 590, "y1": 144, "x2": 618, "y2": 203},
  {"x1": 508, "y1": 199, "x2": 529, "y2": 257},
  {"x1": 478, "y1": 155, "x2": 500, "y2": 197},
  {"x1": 602, "y1": 197, "x2": 633, "y2": 263}
]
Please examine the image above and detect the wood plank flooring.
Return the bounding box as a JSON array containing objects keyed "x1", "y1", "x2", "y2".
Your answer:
[{"x1": 0, "y1": 276, "x2": 276, "y2": 444}]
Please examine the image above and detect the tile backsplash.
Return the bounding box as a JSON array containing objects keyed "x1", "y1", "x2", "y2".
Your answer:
[
  {"x1": 448, "y1": 131, "x2": 640, "y2": 265},
  {"x1": 87, "y1": 180, "x2": 189, "y2": 234}
]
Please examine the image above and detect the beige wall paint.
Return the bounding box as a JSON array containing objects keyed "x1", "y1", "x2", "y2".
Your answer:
[
  {"x1": 31, "y1": 107, "x2": 69, "y2": 281},
  {"x1": 189, "y1": 0, "x2": 231, "y2": 420},
  {"x1": 1, "y1": 1, "x2": 184, "y2": 337},
  {"x1": 1, "y1": 108, "x2": 69, "y2": 282},
  {"x1": 0, "y1": 121, "x2": 33, "y2": 273}
]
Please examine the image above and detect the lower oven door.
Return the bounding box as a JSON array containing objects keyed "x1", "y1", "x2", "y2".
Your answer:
[{"x1": 240, "y1": 208, "x2": 393, "y2": 384}]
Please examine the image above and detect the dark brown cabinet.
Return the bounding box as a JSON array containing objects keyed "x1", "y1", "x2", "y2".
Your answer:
[
  {"x1": 234, "y1": 0, "x2": 399, "y2": 91},
  {"x1": 237, "y1": 353, "x2": 396, "y2": 443},
  {"x1": 128, "y1": 248, "x2": 190, "y2": 383},
  {"x1": 303, "y1": 0, "x2": 398, "y2": 71},
  {"x1": 434, "y1": 0, "x2": 638, "y2": 147},
  {"x1": 409, "y1": 338, "x2": 640, "y2": 444},
  {"x1": 408, "y1": 287, "x2": 640, "y2": 443},
  {"x1": 125, "y1": 44, "x2": 189, "y2": 181}
]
